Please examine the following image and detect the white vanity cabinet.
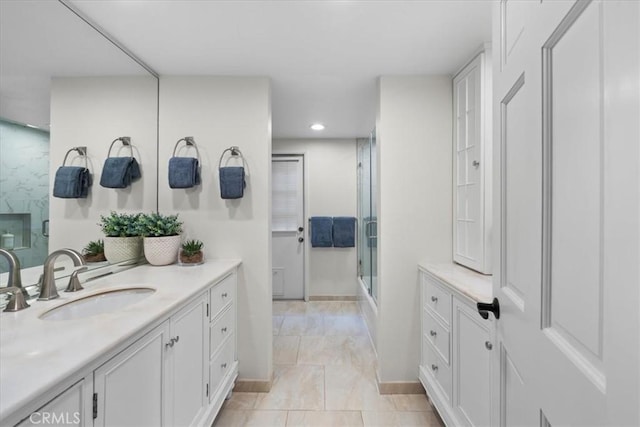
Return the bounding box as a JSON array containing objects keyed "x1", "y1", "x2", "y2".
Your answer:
[
  {"x1": 17, "y1": 380, "x2": 93, "y2": 427},
  {"x1": 93, "y1": 292, "x2": 208, "y2": 427},
  {"x1": 419, "y1": 267, "x2": 494, "y2": 427},
  {"x1": 453, "y1": 45, "x2": 493, "y2": 274}
]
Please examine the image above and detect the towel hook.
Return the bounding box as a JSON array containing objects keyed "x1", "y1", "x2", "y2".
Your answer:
[
  {"x1": 62, "y1": 146, "x2": 88, "y2": 169},
  {"x1": 172, "y1": 136, "x2": 201, "y2": 162},
  {"x1": 106, "y1": 136, "x2": 133, "y2": 158},
  {"x1": 218, "y1": 146, "x2": 246, "y2": 170}
]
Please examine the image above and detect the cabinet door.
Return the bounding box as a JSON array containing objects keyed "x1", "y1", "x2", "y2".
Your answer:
[
  {"x1": 453, "y1": 297, "x2": 492, "y2": 427},
  {"x1": 17, "y1": 379, "x2": 92, "y2": 427},
  {"x1": 453, "y1": 51, "x2": 492, "y2": 274},
  {"x1": 94, "y1": 321, "x2": 169, "y2": 427},
  {"x1": 166, "y1": 293, "x2": 208, "y2": 427}
]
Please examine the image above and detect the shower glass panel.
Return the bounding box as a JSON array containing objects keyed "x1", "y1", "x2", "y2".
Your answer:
[{"x1": 357, "y1": 129, "x2": 377, "y2": 302}]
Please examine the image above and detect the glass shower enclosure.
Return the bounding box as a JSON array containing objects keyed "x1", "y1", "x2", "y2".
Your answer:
[{"x1": 357, "y1": 129, "x2": 377, "y2": 301}]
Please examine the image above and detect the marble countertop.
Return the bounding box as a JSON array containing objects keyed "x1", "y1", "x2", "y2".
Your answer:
[
  {"x1": 0, "y1": 259, "x2": 241, "y2": 424},
  {"x1": 418, "y1": 261, "x2": 493, "y2": 303}
]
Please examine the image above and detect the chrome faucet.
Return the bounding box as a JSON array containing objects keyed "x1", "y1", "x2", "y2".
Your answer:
[
  {"x1": 0, "y1": 249, "x2": 28, "y2": 299},
  {"x1": 39, "y1": 249, "x2": 86, "y2": 301}
]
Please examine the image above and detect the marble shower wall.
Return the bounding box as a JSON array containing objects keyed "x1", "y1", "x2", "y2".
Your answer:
[{"x1": 0, "y1": 120, "x2": 49, "y2": 272}]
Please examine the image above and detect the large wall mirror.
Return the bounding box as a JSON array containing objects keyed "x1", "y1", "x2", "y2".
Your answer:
[{"x1": 0, "y1": 1, "x2": 158, "y2": 284}]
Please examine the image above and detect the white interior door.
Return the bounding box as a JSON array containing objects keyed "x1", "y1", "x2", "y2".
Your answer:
[
  {"x1": 272, "y1": 156, "x2": 304, "y2": 300},
  {"x1": 491, "y1": 1, "x2": 639, "y2": 425}
]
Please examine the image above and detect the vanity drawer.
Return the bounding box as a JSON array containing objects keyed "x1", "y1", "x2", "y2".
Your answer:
[
  {"x1": 210, "y1": 273, "x2": 235, "y2": 319},
  {"x1": 209, "y1": 337, "x2": 235, "y2": 401},
  {"x1": 423, "y1": 308, "x2": 450, "y2": 364},
  {"x1": 210, "y1": 305, "x2": 235, "y2": 357},
  {"x1": 423, "y1": 338, "x2": 452, "y2": 404},
  {"x1": 423, "y1": 273, "x2": 452, "y2": 326}
]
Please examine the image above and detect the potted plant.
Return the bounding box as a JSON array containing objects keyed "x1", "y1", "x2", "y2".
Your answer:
[
  {"x1": 136, "y1": 212, "x2": 183, "y2": 266},
  {"x1": 82, "y1": 239, "x2": 106, "y2": 263},
  {"x1": 179, "y1": 239, "x2": 204, "y2": 266},
  {"x1": 99, "y1": 212, "x2": 143, "y2": 264}
]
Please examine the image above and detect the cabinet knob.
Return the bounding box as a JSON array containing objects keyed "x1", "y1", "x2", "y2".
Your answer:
[
  {"x1": 431, "y1": 364, "x2": 438, "y2": 372},
  {"x1": 430, "y1": 330, "x2": 437, "y2": 337},
  {"x1": 472, "y1": 160, "x2": 480, "y2": 168},
  {"x1": 221, "y1": 363, "x2": 227, "y2": 369},
  {"x1": 174, "y1": 335, "x2": 179, "y2": 343},
  {"x1": 221, "y1": 327, "x2": 228, "y2": 333},
  {"x1": 221, "y1": 292, "x2": 228, "y2": 298},
  {"x1": 485, "y1": 341, "x2": 493, "y2": 350},
  {"x1": 431, "y1": 296, "x2": 438, "y2": 303},
  {"x1": 165, "y1": 340, "x2": 174, "y2": 349}
]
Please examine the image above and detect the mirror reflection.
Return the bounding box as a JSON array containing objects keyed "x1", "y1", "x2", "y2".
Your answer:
[{"x1": 0, "y1": 1, "x2": 158, "y2": 288}]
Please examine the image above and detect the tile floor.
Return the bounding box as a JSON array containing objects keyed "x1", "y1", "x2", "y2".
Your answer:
[{"x1": 213, "y1": 301, "x2": 445, "y2": 427}]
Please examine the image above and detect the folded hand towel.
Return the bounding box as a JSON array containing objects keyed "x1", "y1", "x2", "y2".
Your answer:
[
  {"x1": 220, "y1": 166, "x2": 246, "y2": 199},
  {"x1": 53, "y1": 166, "x2": 92, "y2": 199},
  {"x1": 169, "y1": 157, "x2": 200, "y2": 189},
  {"x1": 100, "y1": 157, "x2": 141, "y2": 189},
  {"x1": 332, "y1": 216, "x2": 356, "y2": 247},
  {"x1": 310, "y1": 217, "x2": 333, "y2": 247}
]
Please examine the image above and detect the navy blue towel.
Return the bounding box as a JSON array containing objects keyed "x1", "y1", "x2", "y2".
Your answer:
[
  {"x1": 310, "y1": 217, "x2": 333, "y2": 248},
  {"x1": 100, "y1": 157, "x2": 141, "y2": 189},
  {"x1": 220, "y1": 166, "x2": 246, "y2": 199},
  {"x1": 333, "y1": 217, "x2": 356, "y2": 248},
  {"x1": 53, "y1": 166, "x2": 92, "y2": 199},
  {"x1": 169, "y1": 157, "x2": 201, "y2": 189}
]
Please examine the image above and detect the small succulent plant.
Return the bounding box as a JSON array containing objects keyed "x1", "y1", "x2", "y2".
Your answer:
[
  {"x1": 98, "y1": 212, "x2": 141, "y2": 237},
  {"x1": 181, "y1": 239, "x2": 203, "y2": 257},
  {"x1": 82, "y1": 239, "x2": 106, "y2": 262},
  {"x1": 136, "y1": 212, "x2": 183, "y2": 237},
  {"x1": 83, "y1": 239, "x2": 104, "y2": 256}
]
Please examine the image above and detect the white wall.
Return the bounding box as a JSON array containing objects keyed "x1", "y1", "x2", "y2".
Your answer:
[
  {"x1": 49, "y1": 76, "x2": 158, "y2": 250},
  {"x1": 158, "y1": 76, "x2": 272, "y2": 383},
  {"x1": 273, "y1": 138, "x2": 358, "y2": 297},
  {"x1": 376, "y1": 75, "x2": 452, "y2": 383}
]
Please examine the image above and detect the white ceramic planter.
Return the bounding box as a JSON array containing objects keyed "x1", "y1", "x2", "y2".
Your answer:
[
  {"x1": 143, "y1": 235, "x2": 181, "y2": 266},
  {"x1": 103, "y1": 236, "x2": 143, "y2": 264}
]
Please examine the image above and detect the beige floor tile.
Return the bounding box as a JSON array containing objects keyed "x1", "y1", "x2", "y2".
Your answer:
[
  {"x1": 297, "y1": 336, "x2": 352, "y2": 365},
  {"x1": 324, "y1": 365, "x2": 395, "y2": 411},
  {"x1": 274, "y1": 336, "x2": 300, "y2": 365},
  {"x1": 279, "y1": 314, "x2": 324, "y2": 336},
  {"x1": 286, "y1": 410, "x2": 363, "y2": 426},
  {"x1": 390, "y1": 394, "x2": 431, "y2": 412},
  {"x1": 324, "y1": 314, "x2": 367, "y2": 336},
  {"x1": 222, "y1": 392, "x2": 259, "y2": 410},
  {"x1": 273, "y1": 316, "x2": 285, "y2": 335},
  {"x1": 348, "y1": 336, "x2": 378, "y2": 371},
  {"x1": 361, "y1": 411, "x2": 442, "y2": 427},
  {"x1": 273, "y1": 300, "x2": 308, "y2": 315},
  {"x1": 254, "y1": 365, "x2": 325, "y2": 410},
  {"x1": 213, "y1": 409, "x2": 288, "y2": 426}
]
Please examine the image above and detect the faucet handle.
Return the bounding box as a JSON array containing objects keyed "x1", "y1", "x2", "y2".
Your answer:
[
  {"x1": 1, "y1": 287, "x2": 30, "y2": 312},
  {"x1": 65, "y1": 266, "x2": 88, "y2": 293}
]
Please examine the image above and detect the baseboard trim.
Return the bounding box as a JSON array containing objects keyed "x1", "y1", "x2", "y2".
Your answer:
[
  {"x1": 308, "y1": 295, "x2": 358, "y2": 301},
  {"x1": 377, "y1": 380, "x2": 426, "y2": 395},
  {"x1": 233, "y1": 379, "x2": 273, "y2": 393}
]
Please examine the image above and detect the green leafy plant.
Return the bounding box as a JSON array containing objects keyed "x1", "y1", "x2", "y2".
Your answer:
[
  {"x1": 181, "y1": 239, "x2": 203, "y2": 257},
  {"x1": 136, "y1": 212, "x2": 183, "y2": 237},
  {"x1": 98, "y1": 212, "x2": 141, "y2": 237}
]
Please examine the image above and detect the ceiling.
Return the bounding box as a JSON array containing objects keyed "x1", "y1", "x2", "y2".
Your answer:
[{"x1": 2, "y1": 0, "x2": 492, "y2": 138}]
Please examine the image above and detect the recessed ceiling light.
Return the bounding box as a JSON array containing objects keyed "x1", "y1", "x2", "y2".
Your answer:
[{"x1": 310, "y1": 123, "x2": 325, "y2": 131}]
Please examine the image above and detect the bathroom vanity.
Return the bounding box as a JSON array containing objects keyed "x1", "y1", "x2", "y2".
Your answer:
[
  {"x1": 418, "y1": 262, "x2": 494, "y2": 427},
  {"x1": 0, "y1": 259, "x2": 240, "y2": 427}
]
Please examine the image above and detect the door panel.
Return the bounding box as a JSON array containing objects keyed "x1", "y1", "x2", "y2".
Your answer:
[
  {"x1": 493, "y1": 1, "x2": 639, "y2": 425},
  {"x1": 272, "y1": 156, "x2": 304, "y2": 300}
]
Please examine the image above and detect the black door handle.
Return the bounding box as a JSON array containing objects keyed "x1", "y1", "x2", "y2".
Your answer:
[
  {"x1": 298, "y1": 227, "x2": 304, "y2": 232},
  {"x1": 477, "y1": 298, "x2": 500, "y2": 320},
  {"x1": 298, "y1": 237, "x2": 304, "y2": 243}
]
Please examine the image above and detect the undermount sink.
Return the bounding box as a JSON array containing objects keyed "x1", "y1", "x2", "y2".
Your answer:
[{"x1": 40, "y1": 287, "x2": 156, "y2": 321}]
